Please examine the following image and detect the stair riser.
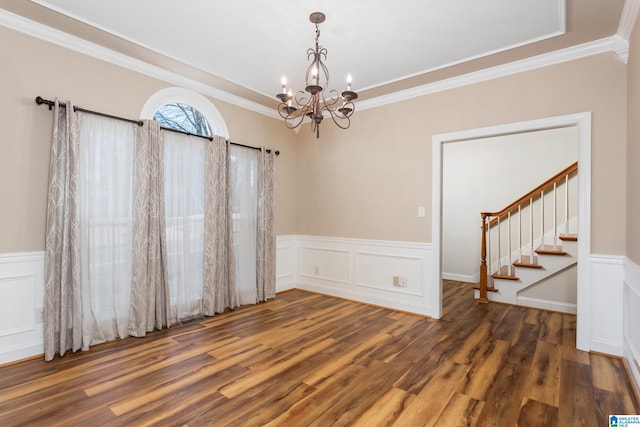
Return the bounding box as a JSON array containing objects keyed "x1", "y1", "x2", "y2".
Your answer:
[{"x1": 484, "y1": 240, "x2": 577, "y2": 304}]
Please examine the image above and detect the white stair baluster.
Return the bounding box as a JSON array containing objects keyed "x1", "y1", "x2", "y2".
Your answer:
[
  {"x1": 530, "y1": 196, "x2": 534, "y2": 263},
  {"x1": 486, "y1": 216, "x2": 492, "y2": 281},
  {"x1": 565, "y1": 174, "x2": 569, "y2": 233},
  {"x1": 553, "y1": 182, "x2": 557, "y2": 246},
  {"x1": 518, "y1": 205, "x2": 522, "y2": 263},
  {"x1": 540, "y1": 189, "x2": 545, "y2": 248},
  {"x1": 497, "y1": 216, "x2": 501, "y2": 273},
  {"x1": 508, "y1": 211, "x2": 512, "y2": 275}
]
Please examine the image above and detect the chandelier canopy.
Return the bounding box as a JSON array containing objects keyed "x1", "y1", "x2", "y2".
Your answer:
[{"x1": 276, "y1": 12, "x2": 358, "y2": 138}]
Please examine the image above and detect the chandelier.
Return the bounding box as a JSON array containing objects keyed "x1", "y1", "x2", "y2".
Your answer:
[{"x1": 276, "y1": 12, "x2": 358, "y2": 138}]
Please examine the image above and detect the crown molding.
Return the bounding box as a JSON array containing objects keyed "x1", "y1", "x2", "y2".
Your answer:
[
  {"x1": 618, "y1": 0, "x2": 640, "y2": 41},
  {"x1": 613, "y1": 0, "x2": 640, "y2": 63},
  {"x1": 0, "y1": 7, "x2": 626, "y2": 117},
  {"x1": 358, "y1": 37, "x2": 616, "y2": 111},
  {"x1": 0, "y1": 8, "x2": 278, "y2": 119}
]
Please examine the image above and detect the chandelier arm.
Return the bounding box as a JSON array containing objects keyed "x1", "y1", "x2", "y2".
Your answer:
[
  {"x1": 294, "y1": 90, "x2": 312, "y2": 106},
  {"x1": 324, "y1": 105, "x2": 352, "y2": 130},
  {"x1": 321, "y1": 90, "x2": 342, "y2": 108},
  {"x1": 284, "y1": 113, "x2": 307, "y2": 130}
]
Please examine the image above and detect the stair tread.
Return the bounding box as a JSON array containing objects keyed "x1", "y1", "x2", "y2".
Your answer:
[
  {"x1": 559, "y1": 233, "x2": 578, "y2": 241},
  {"x1": 491, "y1": 265, "x2": 519, "y2": 281},
  {"x1": 512, "y1": 255, "x2": 543, "y2": 269},
  {"x1": 473, "y1": 285, "x2": 499, "y2": 293},
  {"x1": 535, "y1": 245, "x2": 567, "y2": 256}
]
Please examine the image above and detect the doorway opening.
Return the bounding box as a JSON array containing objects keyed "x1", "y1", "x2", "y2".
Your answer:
[{"x1": 431, "y1": 112, "x2": 592, "y2": 351}]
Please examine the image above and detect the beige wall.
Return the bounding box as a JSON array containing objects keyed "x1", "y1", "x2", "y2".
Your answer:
[
  {"x1": 0, "y1": 24, "x2": 630, "y2": 257},
  {"x1": 628, "y1": 17, "x2": 640, "y2": 263},
  {"x1": 294, "y1": 53, "x2": 628, "y2": 255},
  {"x1": 0, "y1": 26, "x2": 298, "y2": 253}
]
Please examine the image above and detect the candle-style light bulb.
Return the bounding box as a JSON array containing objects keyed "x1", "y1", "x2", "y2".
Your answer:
[
  {"x1": 281, "y1": 75, "x2": 287, "y2": 93},
  {"x1": 287, "y1": 89, "x2": 293, "y2": 106},
  {"x1": 347, "y1": 73, "x2": 352, "y2": 91}
]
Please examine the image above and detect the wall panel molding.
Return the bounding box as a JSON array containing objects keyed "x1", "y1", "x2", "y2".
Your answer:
[
  {"x1": 0, "y1": 251, "x2": 45, "y2": 365},
  {"x1": 276, "y1": 236, "x2": 297, "y2": 292},
  {"x1": 589, "y1": 255, "x2": 624, "y2": 356},
  {"x1": 624, "y1": 257, "x2": 640, "y2": 395}
]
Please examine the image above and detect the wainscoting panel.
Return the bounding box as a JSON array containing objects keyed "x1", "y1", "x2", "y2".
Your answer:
[
  {"x1": 624, "y1": 258, "x2": 640, "y2": 395},
  {"x1": 290, "y1": 236, "x2": 434, "y2": 316},
  {"x1": 276, "y1": 236, "x2": 297, "y2": 292},
  {"x1": 354, "y1": 251, "x2": 423, "y2": 296},
  {"x1": 0, "y1": 252, "x2": 45, "y2": 365},
  {"x1": 299, "y1": 246, "x2": 351, "y2": 285},
  {"x1": 589, "y1": 255, "x2": 624, "y2": 356},
  {"x1": 0, "y1": 274, "x2": 36, "y2": 336}
]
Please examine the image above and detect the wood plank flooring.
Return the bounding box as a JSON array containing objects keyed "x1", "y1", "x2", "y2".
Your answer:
[{"x1": 0, "y1": 280, "x2": 638, "y2": 426}]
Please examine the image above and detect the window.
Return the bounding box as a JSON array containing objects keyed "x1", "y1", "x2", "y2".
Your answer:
[
  {"x1": 153, "y1": 103, "x2": 212, "y2": 137},
  {"x1": 140, "y1": 87, "x2": 229, "y2": 139}
]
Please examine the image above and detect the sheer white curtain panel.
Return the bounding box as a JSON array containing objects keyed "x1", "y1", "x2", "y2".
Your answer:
[
  {"x1": 77, "y1": 113, "x2": 136, "y2": 344},
  {"x1": 163, "y1": 131, "x2": 206, "y2": 323},
  {"x1": 230, "y1": 145, "x2": 259, "y2": 305}
]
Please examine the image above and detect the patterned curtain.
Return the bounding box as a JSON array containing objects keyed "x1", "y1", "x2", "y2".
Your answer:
[
  {"x1": 203, "y1": 136, "x2": 237, "y2": 315},
  {"x1": 257, "y1": 148, "x2": 276, "y2": 301},
  {"x1": 129, "y1": 120, "x2": 170, "y2": 336},
  {"x1": 43, "y1": 101, "x2": 82, "y2": 361}
]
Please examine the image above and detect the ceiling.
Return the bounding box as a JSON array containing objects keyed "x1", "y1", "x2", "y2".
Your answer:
[{"x1": 0, "y1": 0, "x2": 627, "y2": 107}]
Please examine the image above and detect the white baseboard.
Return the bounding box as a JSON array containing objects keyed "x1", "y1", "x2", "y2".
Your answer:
[
  {"x1": 0, "y1": 342, "x2": 43, "y2": 366},
  {"x1": 442, "y1": 272, "x2": 478, "y2": 284},
  {"x1": 516, "y1": 296, "x2": 576, "y2": 314},
  {"x1": 590, "y1": 338, "x2": 624, "y2": 357}
]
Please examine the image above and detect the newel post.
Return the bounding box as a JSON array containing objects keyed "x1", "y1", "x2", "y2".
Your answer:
[{"x1": 479, "y1": 213, "x2": 489, "y2": 303}]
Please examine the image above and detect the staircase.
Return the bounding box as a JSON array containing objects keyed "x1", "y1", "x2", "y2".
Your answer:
[{"x1": 474, "y1": 162, "x2": 578, "y2": 310}]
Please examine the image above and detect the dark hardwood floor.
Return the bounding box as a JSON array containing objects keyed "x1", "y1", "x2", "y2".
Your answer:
[{"x1": 0, "y1": 280, "x2": 638, "y2": 426}]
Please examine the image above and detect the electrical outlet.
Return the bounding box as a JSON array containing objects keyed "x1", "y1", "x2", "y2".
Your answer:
[{"x1": 393, "y1": 276, "x2": 407, "y2": 287}]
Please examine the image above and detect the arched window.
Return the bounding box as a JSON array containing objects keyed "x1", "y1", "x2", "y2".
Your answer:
[
  {"x1": 153, "y1": 102, "x2": 212, "y2": 137},
  {"x1": 140, "y1": 87, "x2": 229, "y2": 138}
]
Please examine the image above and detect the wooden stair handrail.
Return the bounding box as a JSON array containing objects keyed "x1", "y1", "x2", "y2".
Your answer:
[{"x1": 482, "y1": 161, "x2": 578, "y2": 226}]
